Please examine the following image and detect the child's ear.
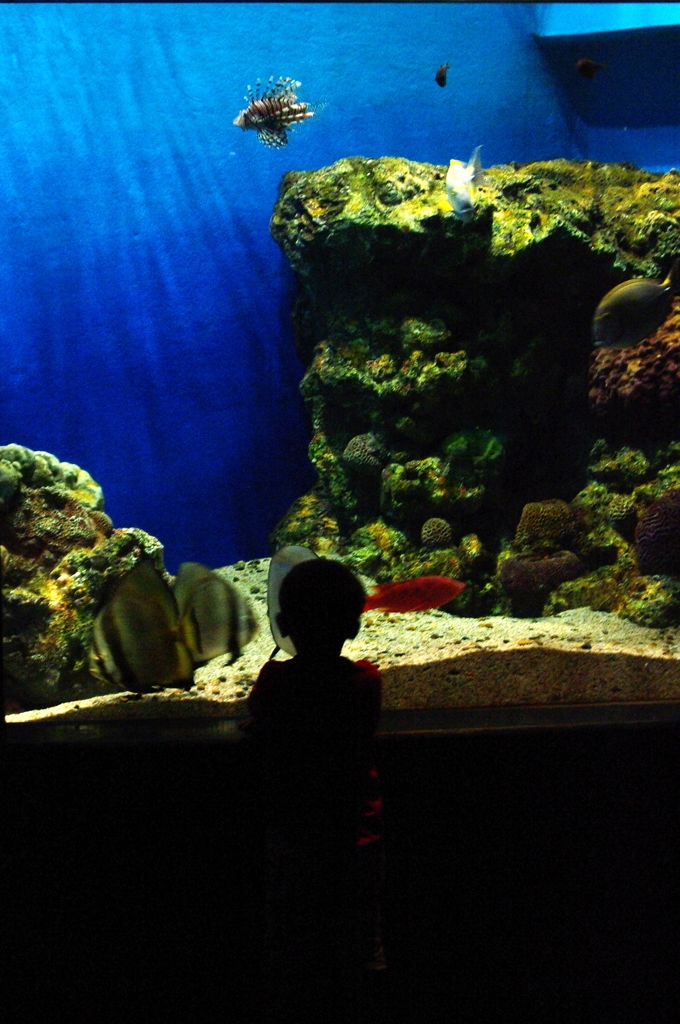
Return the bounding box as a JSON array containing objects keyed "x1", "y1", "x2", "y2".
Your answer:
[{"x1": 276, "y1": 611, "x2": 290, "y2": 638}]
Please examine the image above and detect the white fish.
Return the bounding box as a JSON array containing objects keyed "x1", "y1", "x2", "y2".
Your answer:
[
  {"x1": 267, "y1": 545, "x2": 318, "y2": 656},
  {"x1": 444, "y1": 146, "x2": 485, "y2": 222}
]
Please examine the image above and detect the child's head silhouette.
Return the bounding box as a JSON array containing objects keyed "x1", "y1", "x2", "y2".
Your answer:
[{"x1": 276, "y1": 558, "x2": 366, "y2": 656}]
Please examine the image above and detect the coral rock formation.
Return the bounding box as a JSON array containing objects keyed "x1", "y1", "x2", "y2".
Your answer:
[
  {"x1": 606, "y1": 493, "x2": 638, "y2": 540},
  {"x1": 514, "y1": 498, "x2": 581, "y2": 553},
  {"x1": 420, "y1": 517, "x2": 453, "y2": 549},
  {"x1": 342, "y1": 433, "x2": 388, "y2": 476},
  {"x1": 1, "y1": 444, "x2": 166, "y2": 711},
  {"x1": 500, "y1": 551, "x2": 586, "y2": 617},
  {"x1": 269, "y1": 155, "x2": 680, "y2": 621}
]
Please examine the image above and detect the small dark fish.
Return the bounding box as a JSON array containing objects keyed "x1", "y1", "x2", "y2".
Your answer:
[
  {"x1": 576, "y1": 57, "x2": 607, "y2": 80},
  {"x1": 233, "y1": 76, "x2": 318, "y2": 148},
  {"x1": 363, "y1": 576, "x2": 466, "y2": 613},
  {"x1": 592, "y1": 259, "x2": 680, "y2": 349},
  {"x1": 435, "y1": 62, "x2": 450, "y2": 88}
]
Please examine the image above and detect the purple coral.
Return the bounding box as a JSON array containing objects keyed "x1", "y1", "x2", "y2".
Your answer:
[
  {"x1": 635, "y1": 488, "x2": 680, "y2": 576},
  {"x1": 500, "y1": 550, "x2": 585, "y2": 616},
  {"x1": 589, "y1": 298, "x2": 680, "y2": 426}
]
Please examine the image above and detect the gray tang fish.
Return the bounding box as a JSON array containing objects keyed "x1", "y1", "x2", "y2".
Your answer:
[
  {"x1": 592, "y1": 258, "x2": 680, "y2": 349},
  {"x1": 89, "y1": 560, "x2": 256, "y2": 694}
]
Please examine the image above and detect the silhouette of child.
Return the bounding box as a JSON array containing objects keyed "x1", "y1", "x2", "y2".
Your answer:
[{"x1": 244, "y1": 557, "x2": 385, "y2": 1023}]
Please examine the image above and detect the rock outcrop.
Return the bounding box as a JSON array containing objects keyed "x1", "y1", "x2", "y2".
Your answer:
[
  {"x1": 1, "y1": 444, "x2": 166, "y2": 711},
  {"x1": 269, "y1": 156, "x2": 680, "y2": 625}
]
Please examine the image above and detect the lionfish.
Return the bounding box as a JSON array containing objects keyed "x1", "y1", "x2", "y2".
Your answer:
[{"x1": 233, "y1": 77, "x2": 320, "y2": 148}]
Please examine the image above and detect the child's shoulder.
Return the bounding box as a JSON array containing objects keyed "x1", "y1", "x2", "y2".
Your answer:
[
  {"x1": 255, "y1": 658, "x2": 290, "y2": 685},
  {"x1": 256, "y1": 656, "x2": 379, "y2": 685},
  {"x1": 350, "y1": 658, "x2": 381, "y2": 682}
]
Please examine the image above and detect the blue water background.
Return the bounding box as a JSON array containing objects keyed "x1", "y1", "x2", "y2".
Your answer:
[{"x1": 0, "y1": 3, "x2": 678, "y2": 573}]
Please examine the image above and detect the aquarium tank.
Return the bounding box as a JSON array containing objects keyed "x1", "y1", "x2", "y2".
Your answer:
[{"x1": 3, "y1": 3, "x2": 680, "y2": 723}]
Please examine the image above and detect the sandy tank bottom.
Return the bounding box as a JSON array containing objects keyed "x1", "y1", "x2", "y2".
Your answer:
[{"x1": 7, "y1": 557, "x2": 680, "y2": 723}]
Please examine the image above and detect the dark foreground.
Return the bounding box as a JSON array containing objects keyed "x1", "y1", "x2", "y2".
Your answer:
[{"x1": 6, "y1": 723, "x2": 679, "y2": 1024}]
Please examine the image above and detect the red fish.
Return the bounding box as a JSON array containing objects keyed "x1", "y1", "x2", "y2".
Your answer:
[
  {"x1": 576, "y1": 57, "x2": 607, "y2": 80},
  {"x1": 363, "y1": 576, "x2": 466, "y2": 613}
]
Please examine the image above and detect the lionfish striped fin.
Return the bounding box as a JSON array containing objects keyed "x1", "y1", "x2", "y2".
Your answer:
[{"x1": 257, "y1": 127, "x2": 289, "y2": 148}]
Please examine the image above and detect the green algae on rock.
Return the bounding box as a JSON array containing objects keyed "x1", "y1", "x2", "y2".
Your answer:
[
  {"x1": 1, "y1": 444, "x2": 167, "y2": 711},
  {"x1": 0, "y1": 443, "x2": 104, "y2": 513},
  {"x1": 268, "y1": 486, "x2": 343, "y2": 558},
  {"x1": 269, "y1": 156, "x2": 680, "y2": 623}
]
